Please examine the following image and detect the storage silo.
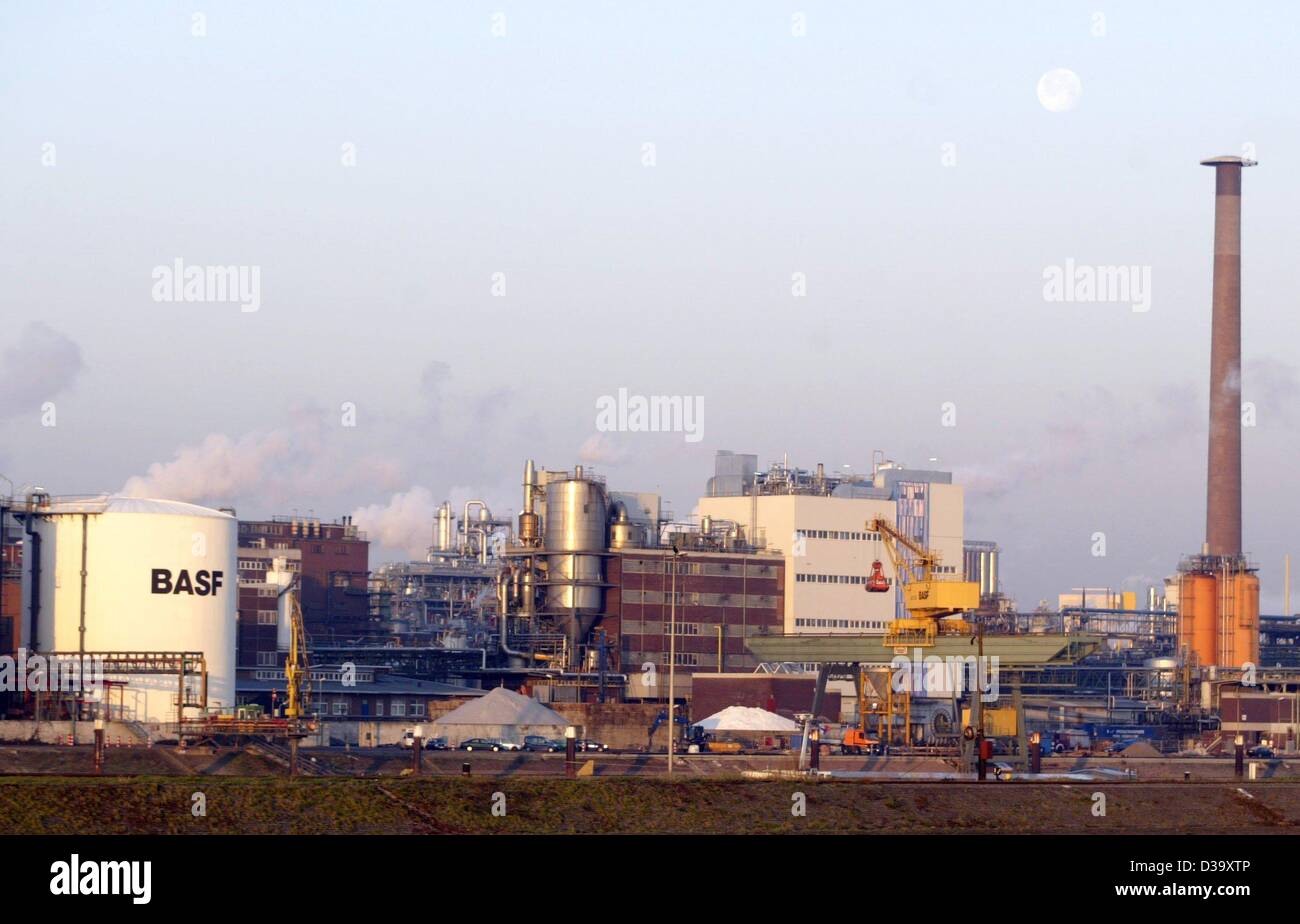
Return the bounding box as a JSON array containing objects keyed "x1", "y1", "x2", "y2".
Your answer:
[
  {"x1": 1225, "y1": 570, "x2": 1260, "y2": 670},
  {"x1": 543, "y1": 469, "x2": 609, "y2": 661},
  {"x1": 23, "y1": 495, "x2": 237, "y2": 723},
  {"x1": 1178, "y1": 572, "x2": 1218, "y2": 669}
]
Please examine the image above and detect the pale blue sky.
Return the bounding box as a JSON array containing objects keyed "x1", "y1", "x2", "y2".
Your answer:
[{"x1": 3, "y1": 2, "x2": 1299, "y2": 609}]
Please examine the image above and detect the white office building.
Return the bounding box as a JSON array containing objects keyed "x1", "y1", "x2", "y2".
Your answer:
[{"x1": 697, "y1": 453, "x2": 965, "y2": 637}]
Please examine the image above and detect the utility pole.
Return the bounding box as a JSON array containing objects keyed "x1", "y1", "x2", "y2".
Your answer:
[
  {"x1": 971, "y1": 617, "x2": 988, "y2": 780},
  {"x1": 667, "y1": 546, "x2": 684, "y2": 776}
]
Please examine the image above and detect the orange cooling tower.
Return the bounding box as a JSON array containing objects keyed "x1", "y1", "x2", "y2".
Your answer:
[{"x1": 1179, "y1": 572, "x2": 1218, "y2": 668}]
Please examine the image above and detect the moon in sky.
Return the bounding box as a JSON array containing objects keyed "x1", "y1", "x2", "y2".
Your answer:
[{"x1": 1037, "y1": 68, "x2": 1082, "y2": 112}]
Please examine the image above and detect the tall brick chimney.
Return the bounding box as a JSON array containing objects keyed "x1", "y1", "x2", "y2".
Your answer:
[{"x1": 1200, "y1": 155, "x2": 1255, "y2": 558}]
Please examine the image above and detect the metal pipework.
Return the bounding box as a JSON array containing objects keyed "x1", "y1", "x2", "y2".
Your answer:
[
  {"x1": 496, "y1": 570, "x2": 509, "y2": 616},
  {"x1": 22, "y1": 510, "x2": 42, "y2": 650},
  {"x1": 520, "y1": 565, "x2": 536, "y2": 618},
  {"x1": 523, "y1": 460, "x2": 537, "y2": 514},
  {"x1": 462, "y1": 500, "x2": 490, "y2": 542},
  {"x1": 17, "y1": 489, "x2": 51, "y2": 650},
  {"x1": 496, "y1": 569, "x2": 531, "y2": 662},
  {"x1": 1201, "y1": 155, "x2": 1256, "y2": 558},
  {"x1": 518, "y1": 460, "x2": 540, "y2": 545},
  {"x1": 468, "y1": 526, "x2": 490, "y2": 564}
]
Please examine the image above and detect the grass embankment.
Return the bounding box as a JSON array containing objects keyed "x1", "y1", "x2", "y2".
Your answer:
[{"x1": 3, "y1": 777, "x2": 1300, "y2": 834}]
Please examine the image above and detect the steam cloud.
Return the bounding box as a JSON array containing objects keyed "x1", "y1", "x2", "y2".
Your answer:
[
  {"x1": 121, "y1": 431, "x2": 295, "y2": 503},
  {"x1": 578, "y1": 432, "x2": 631, "y2": 465},
  {"x1": 119, "y1": 362, "x2": 535, "y2": 562},
  {"x1": 350, "y1": 486, "x2": 438, "y2": 559},
  {"x1": 0, "y1": 323, "x2": 84, "y2": 419}
]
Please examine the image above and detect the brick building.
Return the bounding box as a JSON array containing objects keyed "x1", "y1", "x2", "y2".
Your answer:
[
  {"x1": 234, "y1": 545, "x2": 302, "y2": 673},
  {"x1": 237, "y1": 516, "x2": 370, "y2": 641},
  {"x1": 0, "y1": 500, "x2": 25, "y2": 659},
  {"x1": 1220, "y1": 679, "x2": 1300, "y2": 749},
  {"x1": 1, "y1": 516, "x2": 21, "y2": 658},
  {"x1": 608, "y1": 547, "x2": 785, "y2": 698},
  {"x1": 234, "y1": 516, "x2": 370, "y2": 709}
]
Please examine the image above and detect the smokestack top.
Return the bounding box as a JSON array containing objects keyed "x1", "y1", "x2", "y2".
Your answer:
[{"x1": 1200, "y1": 155, "x2": 1257, "y2": 167}]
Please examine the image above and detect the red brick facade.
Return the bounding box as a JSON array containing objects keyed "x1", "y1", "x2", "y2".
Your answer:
[{"x1": 607, "y1": 549, "x2": 784, "y2": 677}]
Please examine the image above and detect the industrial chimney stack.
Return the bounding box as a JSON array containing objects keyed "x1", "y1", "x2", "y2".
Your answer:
[
  {"x1": 1200, "y1": 155, "x2": 1255, "y2": 558},
  {"x1": 1177, "y1": 156, "x2": 1261, "y2": 671}
]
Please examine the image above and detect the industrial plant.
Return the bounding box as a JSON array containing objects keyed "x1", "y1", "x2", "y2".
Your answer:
[
  {"x1": 7, "y1": 3, "x2": 1298, "y2": 910},
  {"x1": 0, "y1": 155, "x2": 1293, "y2": 820}
]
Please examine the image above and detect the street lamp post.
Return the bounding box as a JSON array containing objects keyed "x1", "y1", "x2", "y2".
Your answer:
[
  {"x1": 667, "y1": 547, "x2": 684, "y2": 776},
  {"x1": 93, "y1": 718, "x2": 104, "y2": 775}
]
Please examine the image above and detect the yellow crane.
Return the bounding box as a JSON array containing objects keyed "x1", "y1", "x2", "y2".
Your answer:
[
  {"x1": 279, "y1": 578, "x2": 312, "y2": 728},
  {"x1": 866, "y1": 517, "x2": 980, "y2": 647}
]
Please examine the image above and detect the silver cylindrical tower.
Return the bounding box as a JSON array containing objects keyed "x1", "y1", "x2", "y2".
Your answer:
[
  {"x1": 432, "y1": 502, "x2": 454, "y2": 553},
  {"x1": 543, "y1": 472, "x2": 609, "y2": 661}
]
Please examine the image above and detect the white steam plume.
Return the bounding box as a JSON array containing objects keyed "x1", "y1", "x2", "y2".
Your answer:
[
  {"x1": 0, "y1": 323, "x2": 84, "y2": 419},
  {"x1": 121, "y1": 431, "x2": 293, "y2": 503},
  {"x1": 350, "y1": 486, "x2": 437, "y2": 559}
]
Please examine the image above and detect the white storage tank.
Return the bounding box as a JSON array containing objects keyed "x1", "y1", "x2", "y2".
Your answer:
[{"x1": 24, "y1": 495, "x2": 237, "y2": 723}]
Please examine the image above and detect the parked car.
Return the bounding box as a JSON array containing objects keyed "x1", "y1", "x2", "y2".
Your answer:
[
  {"x1": 576, "y1": 739, "x2": 609, "y2": 752},
  {"x1": 523, "y1": 735, "x2": 564, "y2": 752},
  {"x1": 459, "y1": 738, "x2": 503, "y2": 752},
  {"x1": 1247, "y1": 745, "x2": 1276, "y2": 759}
]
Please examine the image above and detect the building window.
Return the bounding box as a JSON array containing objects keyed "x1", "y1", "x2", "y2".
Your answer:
[
  {"x1": 332, "y1": 701, "x2": 346, "y2": 716},
  {"x1": 392, "y1": 702, "x2": 405, "y2": 717},
  {"x1": 659, "y1": 651, "x2": 699, "y2": 667},
  {"x1": 257, "y1": 651, "x2": 278, "y2": 667},
  {"x1": 375, "y1": 701, "x2": 384, "y2": 717}
]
